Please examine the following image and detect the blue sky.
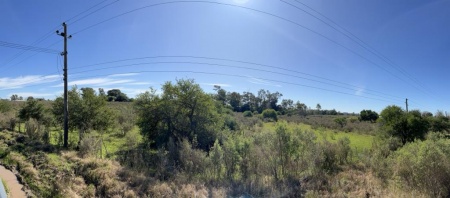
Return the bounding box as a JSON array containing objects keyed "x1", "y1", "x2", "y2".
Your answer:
[{"x1": 0, "y1": 0, "x2": 449, "y2": 113}]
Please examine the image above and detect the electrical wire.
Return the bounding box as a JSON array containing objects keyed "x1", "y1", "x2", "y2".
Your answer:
[
  {"x1": 68, "y1": 0, "x2": 120, "y2": 26},
  {"x1": 75, "y1": 60, "x2": 403, "y2": 100},
  {"x1": 70, "y1": 0, "x2": 425, "y2": 98},
  {"x1": 1, "y1": 0, "x2": 118, "y2": 70},
  {"x1": 12, "y1": 69, "x2": 402, "y2": 105},
  {"x1": 3, "y1": 55, "x2": 408, "y2": 103},
  {"x1": 72, "y1": 55, "x2": 404, "y2": 100},
  {"x1": 281, "y1": 0, "x2": 441, "y2": 101},
  {"x1": 66, "y1": 0, "x2": 115, "y2": 24},
  {"x1": 0, "y1": 41, "x2": 60, "y2": 54},
  {"x1": 0, "y1": 40, "x2": 62, "y2": 74}
]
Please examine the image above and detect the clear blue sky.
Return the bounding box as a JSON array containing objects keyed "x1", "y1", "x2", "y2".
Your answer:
[{"x1": 1, "y1": 0, "x2": 449, "y2": 113}]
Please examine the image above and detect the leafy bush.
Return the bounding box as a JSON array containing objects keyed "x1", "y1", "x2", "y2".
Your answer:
[
  {"x1": 389, "y1": 136, "x2": 450, "y2": 197},
  {"x1": 262, "y1": 109, "x2": 278, "y2": 122},
  {"x1": 223, "y1": 115, "x2": 239, "y2": 131},
  {"x1": 334, "y1": 117, "x2": 347, "y2": 128},
  {"x1": 0, "y1": 100, "x2": 11, "y2": 113},
  {"x1": 242, "y1": 111, "x2": 253, "y2": 117}
]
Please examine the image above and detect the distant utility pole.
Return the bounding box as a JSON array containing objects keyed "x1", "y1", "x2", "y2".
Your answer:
[
  {"x1": 56, "y1": 23, "x2": 71, "y2": 148},
  {"x1": 405, "y1": 98, "x2": 408, "y2": 113}
]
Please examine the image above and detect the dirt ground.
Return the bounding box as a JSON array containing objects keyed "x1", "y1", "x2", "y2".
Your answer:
[{"x1": 0, "y1": 165, "x2": 26, "y2": 198}]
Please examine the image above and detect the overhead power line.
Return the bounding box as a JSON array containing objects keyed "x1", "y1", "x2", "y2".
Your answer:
[
  {"x1": 281, "y1": 0, "x2": 440, "y2": 102},
  {"x1": 66, "y1": 0, "x2": 115, "y2": 24},
  {"x1": 6, "y1": 54, "x2": 406, "y2": 103},
  {"x1": 73, "y1": 55, "x2": 404, "y2": 100},
  {"x1": 0, "y1": 40, "x2": 62, "y2": 74},
  {"x1": 0, "y1": 0, "x2": 118, "y2": 70},
  {"x1": 69, "y1": 60, "x2": 404, "y2": 101},
  {"x1": 0, "y1": 41, "x2": 59, "y2": 54},
  {"x1": 68, "y1": 0, "x2": 120, "y2": 26},
  {"x1": 70, "y1": 0, "x2": 424, "y2": 96},
  {"x1": 68, "y1": 70, "x2": 403, "y2": 104}
]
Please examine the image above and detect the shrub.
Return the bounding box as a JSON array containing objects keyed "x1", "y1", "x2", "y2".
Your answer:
[
  {"x1": 243, "y1": 111, "x2": 253, "y2": 117},
  {"x1": 334, "y1": 117, "x2": 347, "y2": 128},
  {"x1": 116, "y1": 108, "x2": 136, "y2": 136},
  {"x1": 389, "y1": 136, "x2": 450, "y2": 197},
  {"x1": 79, "y1": 134, "x2": 101, "y2": 157},
  {"x1": 262, "y1": 109, "x2": 278, "y2": 122},
  {"x1": 224, "y1": 115, "x2": 239, "y2": 131},
  {"x1": 0, "y1": 100, "x2": 11, "y2": 113},
  {"x1": 25, "y1": 119, "x2": 41, "y2": 140}
]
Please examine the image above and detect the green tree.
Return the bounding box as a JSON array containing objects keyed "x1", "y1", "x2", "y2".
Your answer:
[
  {"x1": 380, "y1": 106, "x2": 429, "y2": 144},
  {"x1": 228, "y1": 92, "x2": 241, "y2": 112},
  {"x1": 360, "y1": 109, "x2": 379, "y2": 122},
  {"x1": 98, "y1": 88, "x2": 106, "y2": 97},
  {"x1": 241, "y1": 91, "x2": 257, "y2": 112},
  {"x1": 10, "y1": 94, "x2": 20, "y2": 101},
  {"x1": 52, "y1": 87, "x2": 116, "y2": 146},
  {"x1": 295, "y1": 101, "x2": 307, "y2": 116},
  {"x1": 316, "y1": 103, "x2": 322, "y2": 114},
  {"x1": 18, "y1": 98, "x2": 45, "y2": 122},
  {"x1": 430, "y1": 111, "x2": 450, "y2": 133},
  {"x1": 334, "y1": 117, "x2": 347, "y2": 128},
  {"x1": 214, "y1": 85, "x2": 227, "y2": 106},
  {"x1": 107, "y1": 89, "x2": 129, "y2": 102},
  {"x1": 134, "y1": 79, "x2": 220, "y2": 151}
]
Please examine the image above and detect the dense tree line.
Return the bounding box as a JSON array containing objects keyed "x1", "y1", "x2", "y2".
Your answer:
[{"x1": 213, "y1": 86, "x2": 340, "y2": 116}]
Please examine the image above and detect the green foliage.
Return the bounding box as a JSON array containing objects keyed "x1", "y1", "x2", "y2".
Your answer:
[
  {"x1": 134, "y1": 79, "x2": 220, "y2": 151},
  {"x1": 380, "y1": 106, "x2": 429, "y2": 144},
  {"x1": 10, "y1": 94, "x2": 22, "y2": 101},
  {"x1": 227, "y1": 92, "x2": 241, "y2": 112},
  {"x1": 214, "y1": 85, "x2": 227, "y2": 106},
  {"x1": 389, "y1": 136, "x2": 450, "y2": 197},
  {"x1": 116, "y1": 106, "x2": 136, "y2": 136},
  {"x1": 262, "y1": 109, "x2": 278, "y2": 121},
  {"x1": 429, "y1": 112, "x2": 450, "y2": 133},
  {"x1": 209, "y1": 139, "x2": 225, "y2": 180},
  {"x1": 179, "y1": 139, "x2": 209, "y2": 180},
  {"x1": 106, "y1": 89, "x2": 129, "y2": 102},
  {"x1": 223, "y1": 115, "x2": 239, "y2": 131},
  {"x1": 334, "y1": 117, "x2": 347, "y2": 128},
  {"x1": 359, "y1": 109, "x2": 379, "y2": 122},
  {"x1": 52, "y1": 87, "x2": 116, "y2": 147},
  {"x1": 18, "y1": 98, "x2": 45, "y2": 122},
  {"x1": 242, "y1": 110, "x2": 253, "y2": 117},
  {"x1": 0, "y1": 100, "x2": 11, "y2": 113}
]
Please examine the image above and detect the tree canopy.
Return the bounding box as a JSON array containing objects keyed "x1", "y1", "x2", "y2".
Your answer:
[
  {"x1": 380, "y1": 105, "x2": 429, "y2": 144},
  {"x1": 52, "y1": 87, "x2": 116, "y2": 146},
  {"x1": 107, "y1": 89, "x2": 130, "y2": 102},
  {"x1": 360, "y1": 109, "x2": 379, "y2": 122},
  {"x1": 134, "y1": 79, "x2": 220, "y2": 151}
]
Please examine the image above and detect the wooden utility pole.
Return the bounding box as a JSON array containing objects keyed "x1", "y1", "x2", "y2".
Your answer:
[{"x1": 57, "y1": 23, "x2": 71, "y2": 148}]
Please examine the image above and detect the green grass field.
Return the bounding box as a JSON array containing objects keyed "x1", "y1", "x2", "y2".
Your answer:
[{"x1": 263, "y1": 122, "x2": 373, "y2": 151}]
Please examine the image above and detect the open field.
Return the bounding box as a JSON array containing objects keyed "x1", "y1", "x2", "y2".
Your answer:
[{"x1": 263, "y1": 122, "x2": 374, "y2": 150}]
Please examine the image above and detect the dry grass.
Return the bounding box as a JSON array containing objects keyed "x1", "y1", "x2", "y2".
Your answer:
[{"x1": 317, "y1": 167, "x2": 429, "y2": 198}]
